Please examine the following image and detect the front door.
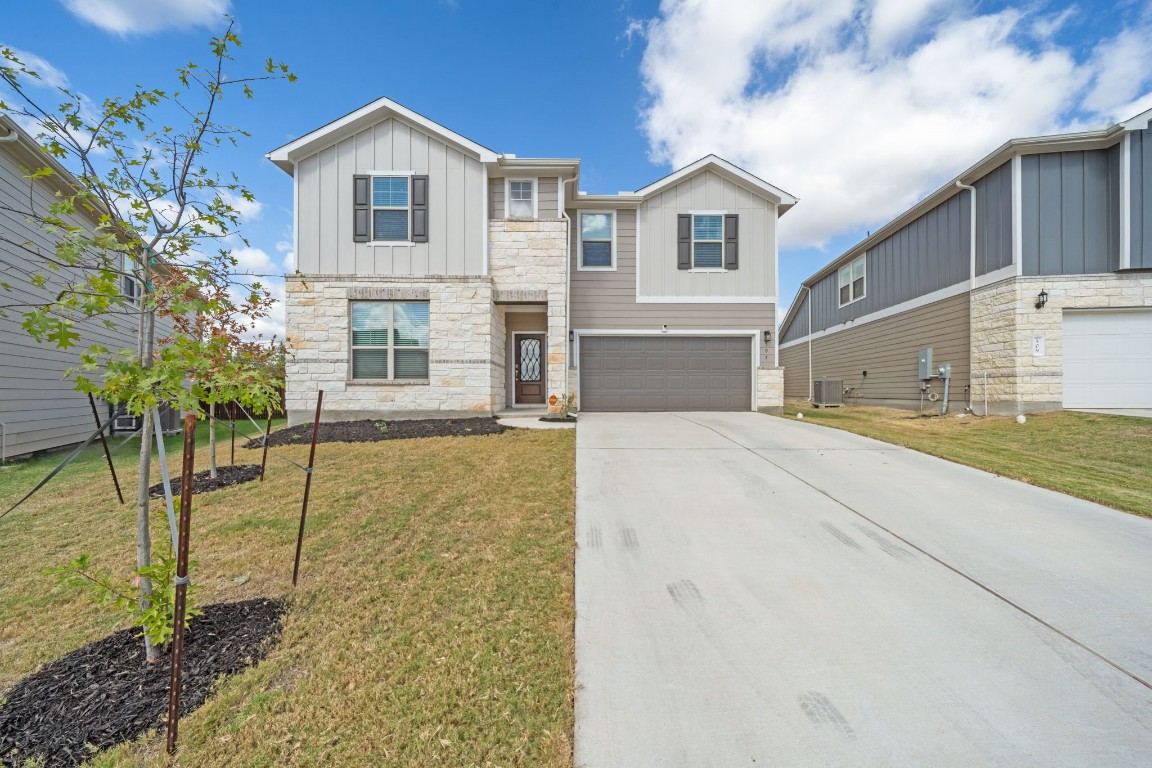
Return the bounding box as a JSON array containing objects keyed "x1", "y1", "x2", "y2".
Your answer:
[{"x1": 514, "y1": 334, "x2": 545, "y2": 404}]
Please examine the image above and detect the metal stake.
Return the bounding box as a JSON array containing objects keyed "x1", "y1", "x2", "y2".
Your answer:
[
  {"x1": 165, "y1": 414, "x2": 197, "y2": 756},
  {"x1": 259, "y1": 411, "x2": 272, "y2": 482},
  {"x1": 87, "y1": 393, "x2": 123, "y2": 504},
  {"x1": 230, "y1": 415, "x2": 235, "y2": 465},
  {"x1": 292, "y1": 390, "x2": 323, "y2": 587}
]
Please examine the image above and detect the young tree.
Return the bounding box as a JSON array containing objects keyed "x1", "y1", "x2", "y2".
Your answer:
[{"x1": 1, "y1": 21, "x2": 292, "y2": 661}]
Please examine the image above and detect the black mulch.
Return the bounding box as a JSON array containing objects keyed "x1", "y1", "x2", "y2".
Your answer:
[
  {"x1": 0, "y1": 598, "x2": 285, "y2": 768},
  {"x1": 147, "y1": 463, "x2": 262, "y2": 499},
  {"x1": 245, "y1": 417, "x2": 510, "y2": 449}
]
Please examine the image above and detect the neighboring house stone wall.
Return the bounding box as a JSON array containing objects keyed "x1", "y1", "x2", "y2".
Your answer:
[
  {"x1": 488, "y1": 219, "x2": 570, "y2": 402},
  {"x1": 970, "y1": 273, "x2": 1152, "y2": 414},
  {"x1": 756, "y1": 368, "x2": 784, "y2": 413},
  {"x1": 284, "y1": 275, "x2": 496, "y2": 425}
]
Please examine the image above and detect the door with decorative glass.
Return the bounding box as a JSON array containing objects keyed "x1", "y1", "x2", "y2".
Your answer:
[{"x1": 514, "y1": 334, "x2": 545, "y2": 404}]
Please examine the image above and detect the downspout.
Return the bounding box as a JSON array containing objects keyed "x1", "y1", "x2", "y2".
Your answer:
[
  {"x1": 561, "y1": 176, "x2": 574, "y2": 405},
  {"x1": 956, "y1": 179, "x2": 977, "y2": 415},
  {"x1": 0, "y1": 129, "x2": 19, "y2": 143},
  {"x1": 1, "y1": 422, "x2": 6, "y2": 463}
]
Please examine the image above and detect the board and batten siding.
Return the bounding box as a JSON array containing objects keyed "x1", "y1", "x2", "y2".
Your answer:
[
  {"x1": 802, "y1": 294, "x2": 971, "y2": 405},
  {"x1": 0, "y1": 145, "x2": 171, "y2": 456},
  {"x1": 780, "y1": 291, "x2": 810, "y2": 344},
  {"x1": 296, "y1": 117, "x2": 485, "y2": 277},
  {"x1": 637, "y1": 170, "x2": 777, "y2": 299},
  {"x1": 487, "y1": 176, "x2": 559, "y2": 220},
  {"x1": 569, "y1": 207, "x2": 775, "y2": 350},
  {"x1": 780, "y1": 343, "x2": 809, "y2": 399},
  {"x1": 805, "y1": 193, "x2": 970, "y2": 334},
  {"x1": 974, "y1": 161, "x2": 1013, "y2": 275},
  {"x1": 1132, "y1": 129, "x2": 1152, "y2": 269},
  {"x1": 1021, "y1": 147, "x2": 1121, "y2": 275}
]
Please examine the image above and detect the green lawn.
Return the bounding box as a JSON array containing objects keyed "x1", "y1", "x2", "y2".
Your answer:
[
  {"x1": 0, "y1": 421, "x2": 576, "y2": 767},
  {"x1": 779, "y1": 402, "x2": 1152, "y2": 517}
]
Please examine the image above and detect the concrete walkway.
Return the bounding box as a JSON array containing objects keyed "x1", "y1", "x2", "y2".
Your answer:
[{"x1": 575, "y1": 412, "x2": 1152, "y2": 767}]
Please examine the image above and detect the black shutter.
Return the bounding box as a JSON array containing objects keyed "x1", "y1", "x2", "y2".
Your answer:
[
  {"x1": 724, "y1": 214, "x2": 739, "y2": 270},
  {"x1": 353, "y1": 175, "x2": 371, "y2": 242},
  {"x1": 411, "y1": 175, "x2": 429, "y2": 243},
  {"x1": 677, "y1": 214, "x2": 691, "y2": 270}
]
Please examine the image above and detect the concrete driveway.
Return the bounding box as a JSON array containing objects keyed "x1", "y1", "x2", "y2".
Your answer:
[{"x1": 575, "y1": 412, "x2": 1152, "y2": 767}]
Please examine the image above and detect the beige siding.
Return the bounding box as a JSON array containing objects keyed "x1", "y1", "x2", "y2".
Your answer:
[
  {"x1": 489, "y1": 176, "x2": 504, "y2": 219},
  {"x1": 296, "y1": 117, "x2": 485, "y2": 277},
  {"x1": 780, "y1": 343, "x2": 810, "y2": 399},
  {"x1": 538, "y1": 177, "x2": 558, "y2": 218},
  {"x1": 569, "y1": 208, "x2": 775, "y2": 345},
  {"x1": 799, "y1": 293, "x2": 971, "y2": 405},
  {"x1": 0, "y1": 142, "x2": 173, "y2": 457},
  {"x1": 638, "y1": 170, "x2": 777, "y2": 299}
]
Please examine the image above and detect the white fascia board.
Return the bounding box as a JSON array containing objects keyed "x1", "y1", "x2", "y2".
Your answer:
[
  {"x1": 778, "y1": 285, "x2": 809, "y2": 337},
  {"x1": 778, "y1": 279, "x2": 973, "y2": 348},
  {"x1": 574, "y1": 328, "x2": 762, "y2": 335},
  {"x1": 634, "y1": 155, "x2": 799, "y2": 211},
  {"x1": 1120, "y1": 105, "x2": 1152, "y2": 131},
  {"x1": 573, "y1": 194, "x2": 642, "y2": 208},
  {"x1": 490, "y1": 158, "x2": 580, "y2": 178},
  {"x1": 267, "y1": 96, "x2": 499, "y2": 173},
  {"x1": 635, "y1": 295, "x2": 776, "y2": 304}
]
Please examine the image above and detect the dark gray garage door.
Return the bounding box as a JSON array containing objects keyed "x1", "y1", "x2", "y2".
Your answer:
[{"x1": 579, "y1": 336, "x2": 752, "y2": 411}]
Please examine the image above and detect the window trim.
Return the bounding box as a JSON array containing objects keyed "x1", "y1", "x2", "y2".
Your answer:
[
  {"x1": 505, "y1": 177, "x2": 538, "y2": 220},
  {"x1": 690, "y1": 210, "x2": 728, "y2": 272},
  {"x1": 576, "y1": 209, "x2": 617, "y2": 271},
  {"x1": 363, "y1": 170, "x2": 416, "y2": 247},
  {"x1": 348, "y1": 300, "x2": 431, "y2": 382},
  {"x1": 838, "y1": 254, "x2": 867, "y2": 307},
  {"x1": 121, "y1": 253, "x2": 141, "y2": 304}
]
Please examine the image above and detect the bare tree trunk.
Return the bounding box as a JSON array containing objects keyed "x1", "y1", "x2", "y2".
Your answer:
[
  {"x1": 136, "y1": 295, "x2": 159, "y2": 663},
  {"x1": 208, "y1": 400, "x2": 217, "y2": 479}
]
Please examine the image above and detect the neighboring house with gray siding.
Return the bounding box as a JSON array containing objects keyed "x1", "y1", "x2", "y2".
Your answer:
[
  {"x1": 779, "y1": 106, "x2": 1152, "y2": 415},
  {"x1": 268, "y1": 97, "x2": 796, "y2": 423},
  {"x1": 0, "y1": 116, "x2": 176, "y2": 459}
]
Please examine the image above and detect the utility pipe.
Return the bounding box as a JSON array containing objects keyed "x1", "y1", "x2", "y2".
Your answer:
[{"x1": 561, "y1": 176, "x2": 575, "y2": 406}]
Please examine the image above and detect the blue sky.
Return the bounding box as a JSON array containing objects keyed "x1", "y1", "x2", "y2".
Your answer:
[{"x1": 5, "y1": 0, "x2": 1152, "y2": 337}]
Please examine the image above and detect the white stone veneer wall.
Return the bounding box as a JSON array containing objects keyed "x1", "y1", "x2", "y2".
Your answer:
[
  {"x1": 284, "y1": 275, "x2": 497, "y2": 425},
  {"x1": 970, "y1": 273, "x2": 1152, "y2": 414},
  {"x1": 488, "y1": 220, "x2": 570, "y2": 405},
  {"x1": 756, "y1": 368, "x2": 784, "y2": 413}
]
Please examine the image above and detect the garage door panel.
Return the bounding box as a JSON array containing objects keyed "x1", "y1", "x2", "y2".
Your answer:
[
  {"x1": 1063, "y1": 310, "x2": 1152, "y2": 408},
  {"x1": 580, "y1": 336, "x2": 752, "y2": 412}
]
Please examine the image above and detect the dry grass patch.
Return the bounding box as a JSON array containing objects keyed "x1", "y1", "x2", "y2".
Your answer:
[
  {"x1": 779, "y1": 402, "x2": 1152, "y2": 517},
  {"x1": 0, "y1": 424, "x2": 575, "y2": 767}
]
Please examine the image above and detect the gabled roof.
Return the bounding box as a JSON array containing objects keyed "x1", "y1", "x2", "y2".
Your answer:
[
  {"x1": 267, "y1": 96, "x2": 500, "y2": 174},
  {"x1": 777, "y1": 105, "x2": 1152, "y2": 337},
  {"x1": 633, "y1": 154, "x2": 799, "y2": 214}
]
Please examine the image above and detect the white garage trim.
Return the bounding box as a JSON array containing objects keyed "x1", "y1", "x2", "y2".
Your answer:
[
  {"x1": 1062, "y1": 308, "x2": 1152, "y2": 408},
  {"x1": 574, "y1": 329, "x2": 761, "y2": 411}
]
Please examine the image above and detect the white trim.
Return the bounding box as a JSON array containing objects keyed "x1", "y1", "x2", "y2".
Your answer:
[
  {"x1": 367, "y1": 241, "x2": 416, "y2": 248},
  {"x1": 363, "y1": 169, "x2": 415, "y2": 177},
  {"x1": 362, "y1": 173, "x2": 414, "y2": 244},
  {"x1": 556, "y1": 176, "x2": 563, "y2": 218},
  {"x1": 634, "y1": 155, "x2": 798, "y2": 210},
  {"x1": 1012, "y1": 153, "x2": 1023, "y2": 276},
  {"x1": 575, "y1": 209, "x2": 617, "y2": 271},
  {"x1": 635, "y1": 206, "x2": 644, "y2": 298},
  {"x1": 779, "y1": 279, "x2": 972, "y2": 349},
  {"x1": 689, "y1": 268, "x2": 728, "y2": 274},
  {"x1": 292, "y1": 160, "x2": 299, "y2": 273},
  {"x1": 974, "y1": 264, "x2": 1017, "y2": 289},
  {"x1": 773, "y1": 202, "x2": 780, "y2": 368},
  {"x1": 636, "y1": 295, "x2": 776, "y2": 304},
  {"x1": 690, "y1": 211, "x2": 727, "y2": 269},
  {"x1": 267, "y1": 96, "x2": 499, "y2": 171},
  {"x1": 1121, "y1": 133, "x2": 1132, "y2": 270},
  {"x1": 573, "y1": 329, "x2": 761, "y2": 411},
  {"x1": 837, "y1": 255, "x2": 867, "y2": 307},
  {"x1": 505, "y1": 177, "x2": 538, "y2": 220}
]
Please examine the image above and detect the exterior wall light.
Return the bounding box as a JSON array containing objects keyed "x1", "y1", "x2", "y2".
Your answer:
[
  {"x1": 1035, "y1": 289, "x2": 1048, "y2": 310},
  {"x1": 763, "y1": 329, "x2": 772, "y2": 345},
  {"x1": 569, "y1": 330, "x2": 574, "y2": 342}
]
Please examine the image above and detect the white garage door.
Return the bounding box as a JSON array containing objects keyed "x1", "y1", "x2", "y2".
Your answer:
[{"x1": 1063, "y1": 310, "x2": 1152, "y2": 408}]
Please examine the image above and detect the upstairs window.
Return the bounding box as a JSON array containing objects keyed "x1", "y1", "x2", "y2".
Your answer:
[
  {"x1": 372, "y1": 177, "x2": 410, "y2": 241},
  {"x1": 579, "y1": 212, "x2": 614, "y2": 269},
  {"x1": 508, "y1": 179, "x2": 536, "y2": 218},
  {"x1": 677, "y1": 213, "x2": 738, "y2": 271},
  {"x1": 350, "y1": 301, "x2": 430, "y2": 380},
  {"x1": 692, "y1": 214, "x2": 724, "y2": 269},
  {"x1": 839, "y1": 255, "x2": 866, "y2": 306},
  {"x1": 121, "y1": 253, "x2": 140, "y2": 303}
]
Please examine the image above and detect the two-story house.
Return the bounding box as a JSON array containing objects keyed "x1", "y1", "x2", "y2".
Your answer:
[{"x1": 268, "y1": 97, "x2": 795, "y2": 424}]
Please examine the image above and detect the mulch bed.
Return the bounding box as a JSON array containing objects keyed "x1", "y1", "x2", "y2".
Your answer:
[
  {"x1": 246, "y1": 417, "x2": 510, "y2": 448},
  {"x1": 0, "y1": 598, "x2": 285, "y2": 768},
  {"x1": 147, "y1": 463, "x2": 262, "y2": 499}
]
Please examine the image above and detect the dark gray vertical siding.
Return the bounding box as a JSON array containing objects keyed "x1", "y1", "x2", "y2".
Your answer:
[
  {"x1": 780, "y1": 292, "x2": 810, "y2": 343},
  {"x1": 805, "y1": 194, "x2": 969, "y2": 333},
  {"x1": 1021, "y1": 149, "x2": 1120, "y2": 275},
  {"x1": 1134, "y1": 129, "x2": 1152, "y2": 268},
  {"x1": 974, "y1": 161, "x2": 1012, "y2": 275}
]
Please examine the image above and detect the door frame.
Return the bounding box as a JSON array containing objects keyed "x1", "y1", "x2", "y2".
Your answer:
[
  {"x1": 511, "y1": 331, "x2": 547, "y2": 406},
  {"x1": 573, "y1": 329, "x2": 762, "y2": 411}
]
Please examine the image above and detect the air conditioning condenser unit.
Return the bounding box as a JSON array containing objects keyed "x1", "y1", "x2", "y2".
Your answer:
[{"x1": 813, "y1": 379, "x2": 844, "y2": 407}]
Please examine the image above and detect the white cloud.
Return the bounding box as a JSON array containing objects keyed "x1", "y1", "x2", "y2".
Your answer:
[
  {"x1": 60, "y1": 0, "x2": 231, "y2": 35},
  {"x1": 1, "y1": 45, "x2": 71, "y2": 90},
  {"x1": 237, "y1": 280, "x2": 285, "y2": 342},
  {"x1": 636, "y1": 0, "x2": 1152, "y2": 249},
  {"x1": 220, "y1": 190, "x2": 264, "y2": 223},
  {"x1": 231, "y1": 246, "x2": 277, "y2": 275}
]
